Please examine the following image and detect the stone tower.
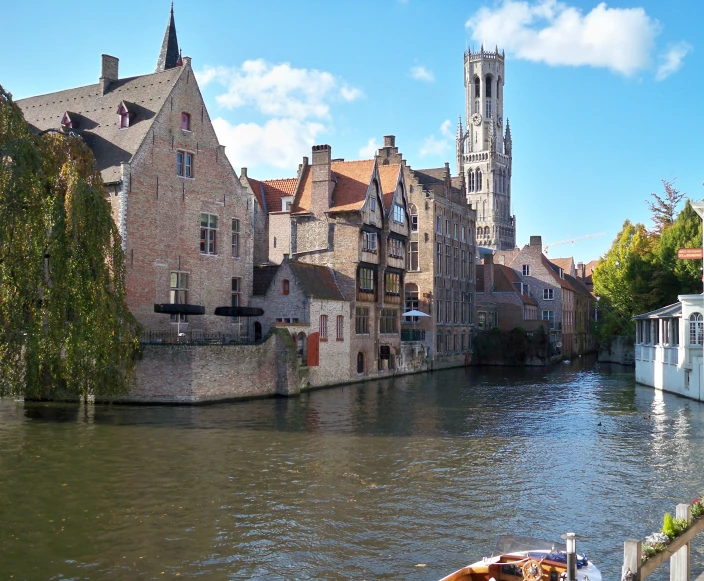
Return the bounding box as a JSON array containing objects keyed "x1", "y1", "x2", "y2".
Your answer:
[{"x1": 458, "y1": 46, "x2": 515, "y2": 251}]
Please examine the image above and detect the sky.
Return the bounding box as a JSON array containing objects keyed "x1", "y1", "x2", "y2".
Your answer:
[{"x1": 2, "y1": 0, "x2": 702, "y2": 263}]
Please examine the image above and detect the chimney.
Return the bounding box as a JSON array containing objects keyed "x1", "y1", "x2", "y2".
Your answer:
[
  {"x1": 529, "y1": 235, "x2": 542, "y2": 248},
  {"x1": 577, "y1": 261, "x2": 585, "y2": 279},
  {"x1": 484, "y1": 253, "x2": 494, "y2": 292},
  {"x1": 311, "y1": 144, "x2": 333, "y2": 215},
  {"x1": 384, "y1": 135, "x2": 396, "y2": 147},
  {"x1": 283, "y1": 253, "x2": 290, "y2": 262},
  {"x1": 240, "y1": 167, "x2": 247, "y2": 178},
  {"x1": 99, "y1": 54, "x2": 119, "y2": 96}
]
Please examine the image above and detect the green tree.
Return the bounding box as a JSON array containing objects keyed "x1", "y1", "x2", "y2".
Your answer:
[{"x1": 0, "y1": 85, "x2": 139, "y2": 399}]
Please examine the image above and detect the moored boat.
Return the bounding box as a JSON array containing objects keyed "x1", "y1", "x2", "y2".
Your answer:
[{"x1": 439, "y1": 535, "x2": 601, "y2": 581}]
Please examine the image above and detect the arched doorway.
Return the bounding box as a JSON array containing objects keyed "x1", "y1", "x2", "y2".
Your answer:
[{"x1": 254, "y1": 322, "x2": 262, "y2": 341}]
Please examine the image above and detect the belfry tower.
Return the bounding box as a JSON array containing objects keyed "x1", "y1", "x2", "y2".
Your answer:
[{"x1": 457, "y1": 46, "x2": 515, "y2": 251}]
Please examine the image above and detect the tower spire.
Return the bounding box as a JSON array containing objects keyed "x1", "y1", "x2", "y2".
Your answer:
[{"x1": 155, "y1": 2, "x2": 180, "y2": 72}]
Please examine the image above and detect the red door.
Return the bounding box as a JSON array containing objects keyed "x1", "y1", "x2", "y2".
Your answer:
[{"x1": 307, "y1": 332, "x2": 320, "y2": 367}]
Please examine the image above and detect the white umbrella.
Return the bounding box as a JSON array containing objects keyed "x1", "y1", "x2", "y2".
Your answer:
[{"x1": 403, "y1": 309, "x2": 430, "y2": 318}]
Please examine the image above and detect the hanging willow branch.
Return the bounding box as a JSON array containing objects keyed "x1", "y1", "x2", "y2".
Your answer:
[{"x1": 0, "y1": 84, "x2": 140, "y2": 399}]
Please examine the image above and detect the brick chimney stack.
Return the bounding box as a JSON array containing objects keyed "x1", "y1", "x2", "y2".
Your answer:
[
  {"x1": 484, "y1": 253, "x2": 495, "y2": 292},
  {"x1": 99, "y1": 54, "x2": 119, "y2": 96},
  {"x1": 384, "y1": 135, "x2": 396, "y2": 147},
  {"x1": 311, "y1": 144, "x2": 333, "y2": 215}
]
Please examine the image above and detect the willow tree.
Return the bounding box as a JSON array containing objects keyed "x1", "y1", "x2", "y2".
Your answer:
[{"x1": 0, "y1": 85, "x2": 139, "y2": 399}]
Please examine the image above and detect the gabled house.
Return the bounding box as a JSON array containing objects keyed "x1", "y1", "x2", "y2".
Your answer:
[
  {"x1": 252, "y1": 143, "x2": 411, "y2": 380},
  {"x1": 17, "y1": 7, "x2": 253, "y2": 337}
]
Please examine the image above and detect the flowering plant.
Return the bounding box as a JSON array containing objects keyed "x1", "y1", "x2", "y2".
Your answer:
[{"x1": 692, "y1": 498, "x2": 704, "y2": 520}]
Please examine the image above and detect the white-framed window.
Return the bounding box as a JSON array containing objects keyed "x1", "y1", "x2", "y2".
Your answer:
[
  {"x1": 200, "y1": 213, "x2": 217, "y2": 254},
  {"x1": 542, "y1": 310, "x2": 555, "y2": 329},
  {"x1": 370, "y1": 196, "x2": 376, "y2": 212},
  {"x1": 436, "y1": 216, "x2": 442, "y2": 234},
  {"x1": 177, "y1": 151, "x2": 194, "y2": 178},
  {"x1": 117, "y1": 102, "x2": 130, "y2": 128},
  {"x1": 436, "y1": 243, "x2": 442, "y2": 275},
  {"x1": 408, "y1": 241, "x2": 419, "y2": 271},
  {"x1": 409, "y1": 204, "x2": 418, "y2": 232},
  {"x1": 320, "y1": 315, "x2": 328, "y2": 340},
  {"x1": 522, "y1": 264, "x2": 530, "y2": 276},
  {"x1": 363, "y1": 231, "x2": 378, "y2": 253},
  {"x1": 543, "y1": 288, "x2": 554, "y2": 300},
  {"x1": 336, "y1": 315, "x2": 344, "y2": 341},
  {"x1": 393, "y1": 204, "x2": 405, "y2": 224},
  {"x1": 231, "y1": 219, "x2": 240, "y2": 258},
  {"x1": 169, "y1": 271, "x2": 189, "y2": 323},
  {"x1": 282, "y1": 196, "x2": 293, "y2": 212},
  {"x1": 689, "y1": 313, "x2": 703, "y2": 345}
]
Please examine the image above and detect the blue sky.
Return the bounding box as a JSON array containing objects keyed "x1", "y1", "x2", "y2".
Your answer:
[{"x1": 2, "y1": 0, "x2": 702, "y2": 263}]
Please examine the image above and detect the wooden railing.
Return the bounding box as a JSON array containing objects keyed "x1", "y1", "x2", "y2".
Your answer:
[{"x1": 623, "y1": 503, "x2": 704, "y2": 581}]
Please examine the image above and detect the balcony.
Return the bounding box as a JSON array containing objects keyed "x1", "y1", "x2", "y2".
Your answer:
[{"x1": 401, "y1": 329, "x2": 426, "y2": 342}]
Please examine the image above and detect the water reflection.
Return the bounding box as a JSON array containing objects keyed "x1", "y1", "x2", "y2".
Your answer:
[{"x1": 0, "y1": 359, "x2": 703, "y2": 580}]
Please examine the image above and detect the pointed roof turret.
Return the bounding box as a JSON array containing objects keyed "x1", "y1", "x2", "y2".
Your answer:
[{"x1": 155, "y1": 2, "x2": 180, "y2": 72}]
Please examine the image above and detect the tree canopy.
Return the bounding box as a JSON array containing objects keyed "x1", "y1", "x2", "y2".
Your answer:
[{"x1": 0, "y1": 85, "x2": 139, "y2": 399}]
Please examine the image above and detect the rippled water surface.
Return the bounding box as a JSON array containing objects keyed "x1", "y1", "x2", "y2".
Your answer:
[{"x1": 1, "y1": 358, "x2": 704, "y2": 581}]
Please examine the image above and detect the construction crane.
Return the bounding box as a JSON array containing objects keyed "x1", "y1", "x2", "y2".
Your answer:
[{"x1": 543, "y1": 233, "x2": 607, "y2": 255}]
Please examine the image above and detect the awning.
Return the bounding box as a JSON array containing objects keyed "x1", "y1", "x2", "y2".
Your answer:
[
  {"x1": 214, "y1": 306, "x2": 264, "y2": 317},
  {"x1": 154, "y1": 304, "x2": 205, "y2": 315}
]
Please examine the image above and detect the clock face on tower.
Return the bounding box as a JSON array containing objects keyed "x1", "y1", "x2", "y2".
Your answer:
[{"x1": 472, "y1": 113, "x2": 482, "y2": 126}]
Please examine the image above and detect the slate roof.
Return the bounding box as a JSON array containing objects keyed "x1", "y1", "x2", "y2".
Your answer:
[
  {"x1": 16, "y1": 67, "x2": 183, "y2": 183},
  {"x1": 253, "y1": 264, "x2": 280, "y2": 296},
  {"x1": 155, "y1": 5, "x2": 180, "y2": 72},
  {"x1": 634, "y1": 302, "x2": 682, "y2": 320},
  {"x1": 289, "y1": 261, "x2": 344, "y2": 300}
]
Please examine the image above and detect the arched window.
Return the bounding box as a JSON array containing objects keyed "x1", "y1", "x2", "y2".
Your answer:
[
  {"x1": 484, "y1": 226, "x2": 490, "y2": 238},
  {"x1": 474, "y1": 76, "x2": 480, "y2": 99},
  {"x1": 497, "y1": 77, "x2": 502, "y2": 104},
  {"x1": 689, "y1": 313, "x2": 703, "y2": 345},
  {"x1": 357, "y1": 351, "x2": 365, "y2": 374},
  {"x1": 476, "y1": 169, "x2": 482, "y2": 191},
  {"x1": 468, "y1": 171, "x2": 474, "y2": 192},
  {"x1": 409, "y1": 204, "x2": 418, "y2": 232}
]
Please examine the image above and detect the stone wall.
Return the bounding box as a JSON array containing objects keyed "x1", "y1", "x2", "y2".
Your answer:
[
  {"x1": 106, "y1": 329, "x2": 299, "y2": 404},
  {"x1": 599, "y1": 335, "x2": 635, "y2": 366}
]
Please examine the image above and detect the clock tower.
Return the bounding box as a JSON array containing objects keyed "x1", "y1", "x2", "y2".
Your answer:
[{"x1": 457, "y1": 46, "x2": 515, "y2": 251}]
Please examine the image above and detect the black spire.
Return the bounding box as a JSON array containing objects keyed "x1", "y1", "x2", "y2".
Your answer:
[{"x1": 155, "y1": 2, "x2": 180, "y2": 72}]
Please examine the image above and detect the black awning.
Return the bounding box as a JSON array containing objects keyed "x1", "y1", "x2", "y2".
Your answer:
[
  {"x1": 154, "y1": 304, "x2": 206, "y2": 315},
  {"x1": 214, "y1": 306, "x2": 264, "y2": 317}
]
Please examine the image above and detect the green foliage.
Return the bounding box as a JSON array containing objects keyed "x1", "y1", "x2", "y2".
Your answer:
[
  {"x1": 672, "y1": 518, "x2": 689, "y2": 537},
  {"x1": 473, "y1": 326, "x2": 548, "y2": 365},
  {"x1": 662, "y1": 513, "x2": 675, "y2": 539},
  {"x1": 692, "y1": 498, "x2": 704, "y2": 520},
  {"x1": 647, "y1": 179, "x2": 685, "y2": 236},
  {"x1": 0, "y1": 85, "x2": 139, "y2": 399},
  {"x1": 593, "y1": 188, "x2": 704, "y2": 344}
]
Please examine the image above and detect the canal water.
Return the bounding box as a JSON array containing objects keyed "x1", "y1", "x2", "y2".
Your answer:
[{"x1": 1, "y1": 358, "x2": 703, "y2": 581}]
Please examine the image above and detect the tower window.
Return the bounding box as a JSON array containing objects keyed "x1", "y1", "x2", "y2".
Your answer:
[
  {"x1": 476, "y1": 169, "x2": 482, "y2": 191},
  {"x1": 474, "y1": 76, "x2": 480, "y2": 99},
  {"x1": 485, "y1": 76, "x2": 492, "y2": 98},
  {"x1": 485, "y1": 100, "x2": 492, "y2": 120}
]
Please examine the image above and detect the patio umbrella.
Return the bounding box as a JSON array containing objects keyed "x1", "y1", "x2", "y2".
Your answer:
[{"x1": 402, "y1": 309, "x2": 430, "y2": 318}]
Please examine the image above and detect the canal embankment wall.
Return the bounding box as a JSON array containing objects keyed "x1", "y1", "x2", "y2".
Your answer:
[{"x1": 598, "y1": 335, "x2": 635, "y2": 366}]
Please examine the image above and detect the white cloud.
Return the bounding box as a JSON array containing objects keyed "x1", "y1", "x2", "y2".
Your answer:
[
  {"x1": 655, "y1": 42, "x2": 692, "y2": 81},
  {"x1": 197, "y1": 60, "x2": 362, "y2": 120},
  {"x1": 465, "y1": 0, "x2": 660, "y2": 76},
  {"x1": 212, "y1": 117, "x2": 325, "y2": 170},
  {"x1": 419, "y1": 120, "x2": 453, "y2": 157},
  {"x1": 410, "y1": 65, "x2": 435, "y2": 82},
  {"x1": 359, "y1": 138, "x2": 379, "y2": 158}
]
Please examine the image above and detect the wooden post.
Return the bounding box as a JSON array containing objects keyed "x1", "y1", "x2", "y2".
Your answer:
[
  {"x1": 671, "y1": 503, "x2": 692, "y2": 581},
  {"x1": 624, "y1": 539, "x2": 642, "y2": 581}
]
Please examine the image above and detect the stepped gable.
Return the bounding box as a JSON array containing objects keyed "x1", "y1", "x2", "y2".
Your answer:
[
  {"x1": 17, "y1": 67, "x2": 183, "y2": 183},
  {"x1": 377, "y1": 163, "x2": 402, "y2": 211},
  {"x1": 288, "y1": 261, "x2": 344, "y2": 300},
  {"x1": 253, "y1": 264, "x2": 280, "y2": 296}
]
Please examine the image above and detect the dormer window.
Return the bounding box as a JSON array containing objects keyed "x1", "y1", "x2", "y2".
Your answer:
[
  {"x1": 281, "y1": 196, "x2": 293, "y2": 212},
  {"x1": 181, "y1": 112, "x2": 191, "y2": 131},
  {"x1": 117, "y1": 102, "x2": 131, "y2": 129},
  {"x1": 370, "y1": 196, "x2": 376, "y2": 212}
]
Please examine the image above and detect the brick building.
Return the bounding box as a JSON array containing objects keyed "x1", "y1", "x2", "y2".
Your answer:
[
  {"x1": 17, "y1": 7, "x2": 254, "y2": 337},
  {"x1": 476, "y1": 254, "x2": 543, "y2": 332},
  {"x1": 250, "y1": 143, "x2": 411, "y2": 380}
]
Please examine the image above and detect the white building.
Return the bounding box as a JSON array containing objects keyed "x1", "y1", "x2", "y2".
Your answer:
[{"x1": 634, "y1": 294, "x2": 704, "y2": 401}]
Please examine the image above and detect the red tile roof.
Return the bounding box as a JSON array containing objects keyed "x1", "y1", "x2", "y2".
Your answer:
[
  {"x1": 550, "y1": 257, "x2": 574, "y2": 276},
  {"x1": 378, "y1": 163, "x2": 402, "y2": 211},
  {"x1": 262, "y1": 178, "x2": 297, "y2": 213}
]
